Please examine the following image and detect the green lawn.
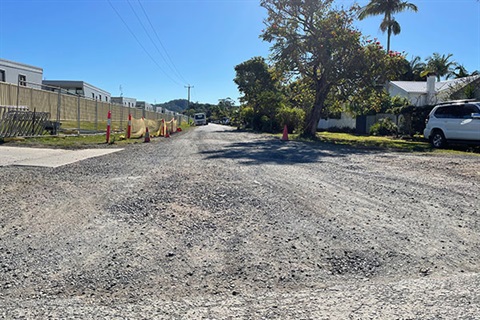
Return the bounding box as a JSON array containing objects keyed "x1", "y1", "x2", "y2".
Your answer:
[
  {"x1": 0, "y1": 134, "x2": 145, "y2": 148},
  {"x1": 317, "y1": 132, "x2": 431, "y2": 152},
  {"x1": 281, "y1": 131, "x2": 479, "y2": 155}
]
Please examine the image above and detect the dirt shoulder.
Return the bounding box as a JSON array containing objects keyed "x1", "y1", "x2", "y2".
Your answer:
[{"x1": 1, "y1": 124, "x2": 479, "y2": 318}]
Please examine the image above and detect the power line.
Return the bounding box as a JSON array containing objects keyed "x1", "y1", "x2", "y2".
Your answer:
[
  {"x1": 137, "y1": 0, "x2": 189, "y2": 85},
  {"x1": 126, "y1": 0, "x2": 186, "y2": 85},
  {"x1": 107, "y1": 0, "x2": 183, "y2": 87}
]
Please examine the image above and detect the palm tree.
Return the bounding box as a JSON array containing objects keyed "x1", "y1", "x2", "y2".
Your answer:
[
  {"x1": 452, "y1": 64, "x2": 480, "y2": 79},
  {"x1": 358, "y1": 0, "x2": 418, "y2": 53},
  {"x1": 408, "y1": 55, "x2": 426, "y2": 81},
  {"x1": 422, "y1": 53, "x2": 457, "y2": 81}
]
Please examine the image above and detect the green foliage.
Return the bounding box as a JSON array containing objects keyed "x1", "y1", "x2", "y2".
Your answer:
[
  {"x1": 422, "y1": 53, "x2": 457, "y2": 80},
  {"x1": 154, "y1": 99, "x2": 189, "y2": 113},
  {"x1": 261, "y1": 0, "x2": 367, "y2": 136},
  {"x1": 404, "y1": 56, "x2": 426, "y2": 81},
  {"x1": 234, "y1": 57, "x2": 286, "y2": 132},
  {"x1": 260, "y1": 0, "x2": 413, "y2": 137},
  {"x1": 182, "y1": 100, "x2": 238, "y2": 124},
  {"x1": 234, "y1": 57, "x2": 278, "y2": 105},
  {"x1": 463, "y1": 84, "x2": 477, "y2": 99},
  {"x1": 276, "y1": 106, "x2": 306, "y2": 133},
  {"x1": 259, "y1": 115, "x2": 273, "y2": 132},
  {"x1": 369, "y1": 117, "x2": 398, "y2": 136},
  {"x1": 284, "y1": 78, "x2": 315, "y2": 113},
  {"x1": 240, "y1": 106, "x2": 255, "y2": 128},
  {"x1": 386, "y1": 95, "x2": 411, "y2": 114}
]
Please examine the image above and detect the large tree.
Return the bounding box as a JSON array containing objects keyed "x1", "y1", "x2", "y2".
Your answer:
[
  {"x1": 234, "y1": 57, "x2": 284, "y2": 131},
  {"x1": 260, "y1": 0, "x2": 407, "y2": 137},
  {"x1": 358, "y1": 0, "x2": 418, "y2": 53}
]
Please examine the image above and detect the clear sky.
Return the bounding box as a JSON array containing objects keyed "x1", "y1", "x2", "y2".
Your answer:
[{"x1": 1, "y1": 0, "x2": 479, "y2": 105}]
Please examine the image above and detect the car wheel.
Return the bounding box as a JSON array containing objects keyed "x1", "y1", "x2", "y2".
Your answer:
[{"x1": 431, "y1": 130, "x2": 447, "y2": 148}]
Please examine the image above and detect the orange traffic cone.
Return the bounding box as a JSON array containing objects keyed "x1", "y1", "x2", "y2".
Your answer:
[
  {"x1": 281, "y1": 125, "x2": 289, "y2": 141},
  {"x1": 144, "y1": 127, "x2": 151, "y2": 143}
]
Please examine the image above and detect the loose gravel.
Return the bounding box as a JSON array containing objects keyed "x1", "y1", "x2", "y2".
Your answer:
[{"x1": 1, "y1": 124, "x2": 479, "y2": 319}]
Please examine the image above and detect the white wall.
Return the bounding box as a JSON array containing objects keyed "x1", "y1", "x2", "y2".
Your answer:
[{"x1": 318, "y1": 113, "x2": 356, "y2": 130}]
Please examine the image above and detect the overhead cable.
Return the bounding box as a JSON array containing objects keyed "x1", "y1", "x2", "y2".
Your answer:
[
  {"x1": 137, "y1": 0, "x2": 189, "y2": 85},
  {"x1": 107, "y1": 0, "x2": 183, "y2": 87}
]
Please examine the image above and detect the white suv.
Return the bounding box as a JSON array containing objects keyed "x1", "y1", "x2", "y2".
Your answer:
[{"x1": 424, "y1": 100, "x2": 480, "y2": 148}]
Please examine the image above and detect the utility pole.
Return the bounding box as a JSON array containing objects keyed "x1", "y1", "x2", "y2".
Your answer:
[{"x1": 185, "y1": 85, "x2": 194, "y2": 108}]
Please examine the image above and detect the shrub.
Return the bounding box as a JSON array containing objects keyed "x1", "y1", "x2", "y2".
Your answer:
[
  {"x1": 369, "y1": 118, "x2": 398, "y2": 136},
  {"x1": 240, "y1": 106, "x2": 254, "y2": 128},
  {"x1": 259, "y1": 115, "x2": 274, "y2": 132},
  {"x1": 276, "y1": 107, "x2": 305, "y2": 133}
]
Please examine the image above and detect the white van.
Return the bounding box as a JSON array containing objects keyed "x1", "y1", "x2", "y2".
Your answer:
[{"x1": 194, "y1": 113, "x2": 207, "y2": 126}]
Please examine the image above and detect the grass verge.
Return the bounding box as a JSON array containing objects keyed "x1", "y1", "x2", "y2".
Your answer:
[
  {"x1": 0, "y1": 134, "x2": 144, "y2": 149},
  {"x1": 277, "y1": 131, "x2": 479, "y2": 155},
  {"x1": 0, "y1": 123, "x2": 192, "y2": 149}
]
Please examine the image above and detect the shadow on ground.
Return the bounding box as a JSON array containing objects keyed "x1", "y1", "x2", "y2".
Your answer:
[{"x1": 200, "y1": 138, "x2": 377, "y2": 165}]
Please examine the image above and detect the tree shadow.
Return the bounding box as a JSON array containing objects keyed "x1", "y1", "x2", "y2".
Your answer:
[{"x1": 200, "y1": 137, "x2": 379, "y2": 166}]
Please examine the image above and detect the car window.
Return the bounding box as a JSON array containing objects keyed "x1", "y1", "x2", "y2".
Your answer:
[
  {"x1": 434, "y1": 106, "x2": 458, "y2": 119},
  {"x1": 459, "y1": 105, "x2": 479, "y2": 119}
]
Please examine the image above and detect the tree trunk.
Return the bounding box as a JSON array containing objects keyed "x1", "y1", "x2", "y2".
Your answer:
[
  {"x1": 387, "y1": 26, "x2": 391, "y2": 53},
  {"x1": 302, "y1": 77, "x2": 328, "y2": 138}
]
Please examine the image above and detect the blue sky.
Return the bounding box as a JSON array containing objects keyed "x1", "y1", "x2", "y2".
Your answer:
[{"x1": 0, "y1": 0, "x2": 479, "y2": 105}]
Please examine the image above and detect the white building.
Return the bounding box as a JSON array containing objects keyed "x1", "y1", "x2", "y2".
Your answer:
[
  {"x1": 111, "y1": 96, "x2": 137, "y2": 108},
  {"x1": 136, "y1": 101, "x2": 153, "y2": 111},
  {"x1": 0, "y1": 58, "x2": 43, "y2": 88},
  {"x1": 388, "y1": 75, "x2": 480, "y2": 106},
  {"x1": 42, "y1": 80, "x2": 111, "y2": 102}
]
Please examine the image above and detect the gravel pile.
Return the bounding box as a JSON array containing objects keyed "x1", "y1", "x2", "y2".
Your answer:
[{"x1": 1, "y1": 124, "x2": 479, "y2": 318}]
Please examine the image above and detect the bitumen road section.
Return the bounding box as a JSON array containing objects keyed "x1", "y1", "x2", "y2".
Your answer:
[{"x1": 0, "y1": 146, "x2": 123, "y2": 168}]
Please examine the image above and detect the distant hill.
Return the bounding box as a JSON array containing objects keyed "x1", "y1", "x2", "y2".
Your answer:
[{"x1": 153, "y1": 99, "x2": 189, "y2": 113}]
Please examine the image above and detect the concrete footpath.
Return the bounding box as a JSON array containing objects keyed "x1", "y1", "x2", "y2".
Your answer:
[{"x1": 0, "y1": 146, "x2": 123, "y2": 168}]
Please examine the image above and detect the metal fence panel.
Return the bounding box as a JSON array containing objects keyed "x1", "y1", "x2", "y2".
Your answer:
[{"x1": 0, "y1": 82, "x2": 176, "y2": 136}]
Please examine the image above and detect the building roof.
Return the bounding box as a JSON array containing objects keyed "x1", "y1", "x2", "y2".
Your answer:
[
  {"x1": 0, "y1": 58, "x2": 43, "y2": 73},
  {"x1": 390, "y1": 75, "x2": 480, "y2": 94},
  {"x1": 42, "y1": 80, "x2": 110, "y2": 95}
]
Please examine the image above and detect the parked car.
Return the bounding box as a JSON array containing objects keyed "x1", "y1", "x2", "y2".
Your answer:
[
  {"x1": 424, "y1": 99, "x2": 480, "y2": 148},
  {"x1": 193, "y1": 113, "x2": 207, "y2": 126}
]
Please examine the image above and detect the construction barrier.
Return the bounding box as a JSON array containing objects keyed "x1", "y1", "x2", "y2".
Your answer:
[{"x1": 128, "y1": 115, "x2": 178, "y2": 139}]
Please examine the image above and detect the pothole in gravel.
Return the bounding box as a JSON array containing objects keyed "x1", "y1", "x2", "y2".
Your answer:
[{"x1": 327, "y1": 250, "x2": 381, "y2": 277}]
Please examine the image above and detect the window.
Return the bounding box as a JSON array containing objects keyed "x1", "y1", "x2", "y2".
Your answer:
[
  {"x1": 435, "y1": 104, "x2": 480, "y2": 119},
  {"x1": 92, "y1": 93, "x2": 95, "y2": 99},
  {"x1": 99, "y1": 94, "x2": 102, "y2": 101},
  {"x1": 0, "y1": 70, "x2": 5, "y2": 82},
  {"x1": 18, "y1": 74, "x2": 26, "y2": 86},
  {"x1": 460, "y1": 105, "x2": 480, "y2": 118}
]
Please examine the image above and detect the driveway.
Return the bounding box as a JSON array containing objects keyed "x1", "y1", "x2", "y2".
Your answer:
[{"x1": 0, "y1": 146, "x2": 123, "y2": 168}]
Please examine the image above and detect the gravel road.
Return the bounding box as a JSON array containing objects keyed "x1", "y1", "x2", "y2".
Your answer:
[{"x1": 1, "y1": 124, "x2": 479, "y2": 319}]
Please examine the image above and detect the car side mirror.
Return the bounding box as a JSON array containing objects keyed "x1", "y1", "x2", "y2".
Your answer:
[{"x1": 472, "y1": 113, "x2": 480, "y2": 119}]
